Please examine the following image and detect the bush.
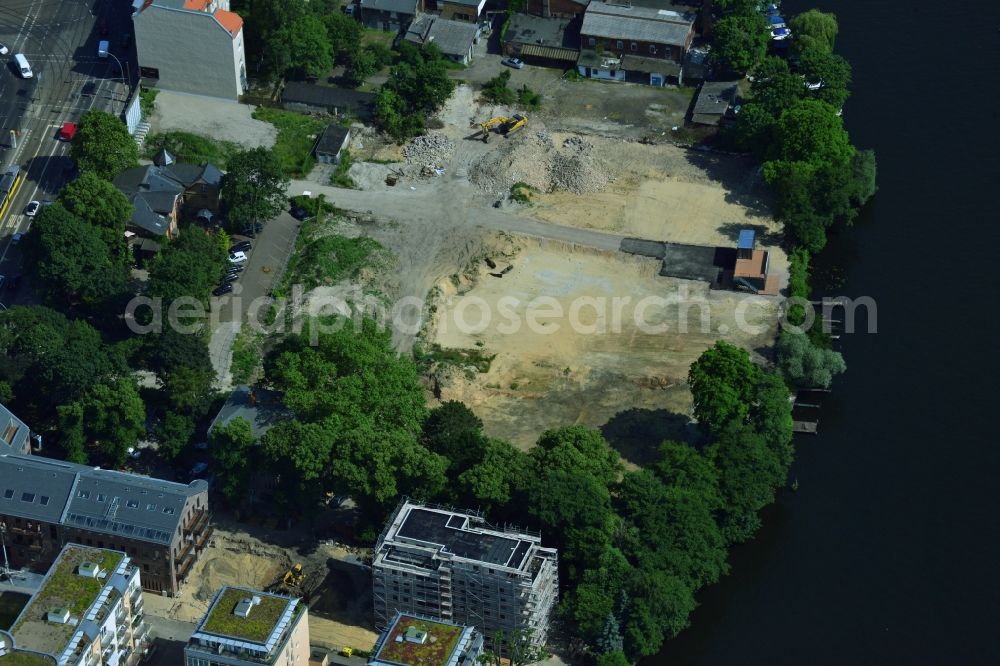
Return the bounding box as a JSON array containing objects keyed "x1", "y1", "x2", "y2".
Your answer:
[
  {"x1": 517, "y1": 84, "x2": 542, "y2": 110},
  {"x1": 139, "y1": 89, "x2": 159, "y2": 118},
  {"x1": 144, "y1": 131, "x2": 242, "y2": 169},
  {"x1": 482, "y1": 70, "x2": 515, "y2": 104},
  {"x1": 252, "y1": 107, "x2": 328, "y2": 177},
  {"x1": 331, "y1": 149, "x2": 356, "y2": 188},
  {"x1": 775, "y1": 329, "x2": 846, "y2": 388}
]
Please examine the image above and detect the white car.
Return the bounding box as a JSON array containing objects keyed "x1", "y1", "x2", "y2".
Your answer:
[
  {"x1": 771, "y1": 27, "x2": 792, "y2": 40},
  {"x1": 25, "y1": 200, "x2": 40, "y2": 217},
  {"x1": 229, "y1": 250, "x2": 247, "y2": 264},
  {"x1": 0, "y1": 43, "x2": 8, "y2": 56},
  {"x1": 805, "y1": 79, "x2": 823, "y2": 91}
]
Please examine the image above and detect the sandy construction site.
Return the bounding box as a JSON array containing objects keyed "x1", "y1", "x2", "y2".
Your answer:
[{"x1": 424, "y1": 237, "x2": 781, "y2": 462}]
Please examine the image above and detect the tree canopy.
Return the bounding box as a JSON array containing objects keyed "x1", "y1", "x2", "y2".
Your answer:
[
  {"x1": 58, "y1": 171, "x2": 134, "y2": 265},
  {"x1": 221, "y1": 147, "x2": 290, "y2": 227},
  {"x1": 790, "y1": 9, "x2": 839, "y2": 53},
  {"x1": 798, "y1": 49, "x2": 852, "y2": 109},
  {"x1": 775, "y1": 329, "x2": 847, "y2": 388},
  {"x1": 147, "y1": 225, "x2": 228, "y2": 305},
  {"x1": 70, "y1": 111, "x2": 139, "y2": 179},
  {"x1": 710, "y1": 12, "x2": 769, "y2": 73},
  {"x1": 688, "y1": 341, "x2": 762, "y2": 434},
  {"x1": 211, "y1": 417, "x2": 257, "y2": 504},
  {"x1": 375, "y1": 43, "x2": 455, "y2": 141},
  {"x1": 271, "y1": 14, "x2": 332, "y2": 79}
]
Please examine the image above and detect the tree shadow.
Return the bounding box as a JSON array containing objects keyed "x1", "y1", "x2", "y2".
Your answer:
[
  {"x1": 716, "y1": 221, "x2": 783, "y2": 247},
  {"x1": 601, "y1": 408, "x2": 702, "y2": 467},
  {"x1": 683, "y1": 149, "x2": 773, "y2": 217}
]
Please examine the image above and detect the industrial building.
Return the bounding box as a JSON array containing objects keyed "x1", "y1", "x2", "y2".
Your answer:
[
  {"x1": 372, "y1": 500, "x2": 559, "y2": 648},
  {"x1": 184, "y1": 587, "x2": 309, "y2": 666},
  {"x1": 0, "y1": 544, "x2": 148, "y2": 666}
]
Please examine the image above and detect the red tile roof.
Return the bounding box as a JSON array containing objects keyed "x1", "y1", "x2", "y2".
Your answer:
[
  {"x1": 214, "y1": 9, "x2": 243, "y2": 37},
  {"x1": 184, "y1": 0, "x2": 211, "y2": 9}
]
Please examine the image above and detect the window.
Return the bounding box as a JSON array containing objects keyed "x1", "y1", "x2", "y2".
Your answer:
[
  {"x1": 3, "y1": 489, "x2": 12, "y2": 499},
  {"x1": 630, "y1": 42, "x2": 637, "y2": 52},
  {"x1": 649, "y1": 45, "x2": 657, "y2": 54},
  {"x1": 147, "y1": 504, "x2": 156, "y2": 511},
  {"x1": 126, "y1": 500, "x2": 140, "y2": 509},
  {"x1": 163, "y1": 507, "x2": 175, "y2": 515},
  {"x1": 616, "y1": 40, "x2": 623, "y2": 49},
  {"x1": 21, "y1": 492, "x2": 35, "y2": 502},
  {"x1": 588, "y1": 37, "x2": 596, "y2": 47},
  {"x1": 39, "y1": 496, "x2": 49, "y2": 506},
  {"x1": 97, "y1": 494, "x2": 106, "y2": 502},
  {"x1": 78, "y1": 490, "x2": 90, "y2": 499}
]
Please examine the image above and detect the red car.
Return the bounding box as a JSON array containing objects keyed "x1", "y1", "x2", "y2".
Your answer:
[{"x1": 58, "y1": 122, "x2": 77, "y2": 141}]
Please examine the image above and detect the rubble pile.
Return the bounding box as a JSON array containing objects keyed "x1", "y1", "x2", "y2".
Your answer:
[
  {"x1": 402, "y1": 133, "x2": 455, "y2": 164},
  {"x1": 470, "y1": 130, "x2": 610, "y2": 195}
]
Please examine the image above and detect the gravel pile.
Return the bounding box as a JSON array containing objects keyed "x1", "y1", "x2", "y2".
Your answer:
[
  {"x1": 402, "y1": 133, "x2": 455, "y2": 165},
  {"x1": 470, "y1": 131, "x2": 610, "y2": 195}
]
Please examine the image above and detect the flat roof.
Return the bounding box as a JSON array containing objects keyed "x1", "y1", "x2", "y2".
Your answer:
[
  {"x1": 199, "y1": 587, "x2": 294, "y2": 644},
  {"x1": 372, "y1": 615, "x2": 464, "y2": 666},
  {"x1": 396, "y1": 508, "x2": 527, "y2": 569},
  {"x1": 9, "y1": 547, "x2": 125, "y2": 657}
]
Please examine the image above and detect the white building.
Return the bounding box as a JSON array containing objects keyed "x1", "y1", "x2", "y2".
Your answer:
[
  {"x1": 132, "y1": 0, "x2": 247, "y2": 100},
  {"x1": 1, "y1": 545, "x2": 148, "y2": 666}
]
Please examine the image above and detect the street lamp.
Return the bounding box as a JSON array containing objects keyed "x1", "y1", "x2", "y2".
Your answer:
[
  {"x1": 1, "y1": 522, "x2": 10, "y2": 579},
  {"x1": 99, "y1": 45, "x2": 132, "y2": 114}
]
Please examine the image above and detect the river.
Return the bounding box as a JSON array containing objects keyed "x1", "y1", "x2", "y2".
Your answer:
[{"x1": 645, "y1": 1, "x2": 1000, "y2": 663}]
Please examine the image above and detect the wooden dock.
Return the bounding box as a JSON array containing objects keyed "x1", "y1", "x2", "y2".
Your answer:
[{"x1": 792, "y1": 419, "x2": 819, "y2": 435}]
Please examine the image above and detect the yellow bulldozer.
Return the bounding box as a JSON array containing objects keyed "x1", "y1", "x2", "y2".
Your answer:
[
  {"x1": 280, "y1": 563, "x2": 304, "y2": 589},
  {"x1": 477, "y1": 114, "x2": 528, "y2": 142}
]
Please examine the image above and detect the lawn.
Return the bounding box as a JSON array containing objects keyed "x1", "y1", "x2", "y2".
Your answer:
[
  {"x1": 202, "y1": 588, "x2": 291, "y2": 642},
  {"x1": 251, "y1": 107, "x2": 327, "y2": 178},
  {"x1": 375, "y1": 616, "x2": 463, "y2": 666},
  {"x1": 284, "y1": 231, "x2": 387, "y2": 292},
  {"x1": 143, "y1": 131, "x2": 242, "y2": 169},
  {"x1": 0, "y1": 652, "x2": 54, "y2": 666}
]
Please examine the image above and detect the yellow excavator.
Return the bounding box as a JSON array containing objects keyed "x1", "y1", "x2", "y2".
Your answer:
[
  {"x1": 280, "y1": 563, "x2": 304, "y2": 589},
  {"x1": 477, "y1": 114, "x2": 528, "y2": 142}
]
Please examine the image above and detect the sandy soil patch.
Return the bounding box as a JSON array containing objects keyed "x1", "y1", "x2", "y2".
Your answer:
[
  {"x1": 149, "y1": 91, "x2": 276, "y2": 148},
  {"x1": 426, "y1": 237, "x2": 782, "y2": 463}
]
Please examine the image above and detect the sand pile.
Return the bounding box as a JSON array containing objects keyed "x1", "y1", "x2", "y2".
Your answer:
[{"x1": 470, "y1": 130, "x2": 610, "y2": 195}]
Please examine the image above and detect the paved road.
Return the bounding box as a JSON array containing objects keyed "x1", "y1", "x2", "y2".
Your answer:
[{"x1": 0, "y1": 0, "x2": 137, "y2": 301}]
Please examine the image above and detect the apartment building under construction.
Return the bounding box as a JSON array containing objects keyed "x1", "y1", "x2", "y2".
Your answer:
[{"x1": 372, "y1": 500, "x2": 559, "y2": 647}]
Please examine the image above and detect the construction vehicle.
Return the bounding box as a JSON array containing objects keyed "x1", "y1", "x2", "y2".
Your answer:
[
  {"x1": 477, "y1": 114, "x2": 528, "y2": 142},
  {"x1": 340, "y1": 647, "x2": 354, "y2": 658},
  {"x1": 282, "y1": 563, "x2": 304, "y2": 588}
]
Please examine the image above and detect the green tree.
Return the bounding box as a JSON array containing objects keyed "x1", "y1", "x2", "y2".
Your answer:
[
  {"x1": 25, "y1": 203, "x2": 130, "y2": 310},
  {"x1": 595, "y1": 652, "x2": 630, "y2": 666},
  {"x1": 564, "y1": 546, "x2": 631, "y2": 640},
  {"x1": 622, "y1": 568, "x2": 696, "y2": 659},
  {"x1": 789, "y1": 9, "x2": 838, "y2": 53},
  {"x1": 156, "y1": 410, "x2": 196, "y2": 460},
  {"x1": 58, "y1": 171, "x2": 134, "y2": 265},
  {"x1": 688, "y1": 341, "x2": 762, "y2": 434},
  {"x1": 422, "y1": 400, "x2": 483, "y2": 471},
  {"x1": 727, "y1": 102, "x2": 775, "y2": 156},
  {"x1": 768, "y1": 99, "x2": 854, "y2": 167},
  {"x1": 211, "y1": 417, "x2": 257, "y2": 504},
  {"x1": 322, "y1": 11, "x2": 363, "y2": 60},
  {"x1": 70, "y1": 110, "x2": 139, "y2": 179},
  {"x1": 456, "y1": 437, "x2": 528, "y2": 512},
  {"x1": 531, "y1": 425, "x2": 622, "y2": 486},
  {"x1": 373, "y1": 88, "x2": 409, "y2": 140},
  {"x1": 147, "y1": 225, "x2": 228, "y2": 304},
  {"x1": 77, "y1": 378, "x2": 146, "y2": 466},
  {"x1": 776, "y1": 329, "x2": 847, "y2": 388},
  {"x1": 482, "y1": 70, "x2": 515, "y2": 104},
  {"x1": 596, "y1": 613, "x2": 624, "y2": 655},
  {"x1": 849, "y1": 148, "x2": 878, "y2": 207},
  {"x1": 221, "y1": 147, "x2": 290, "y2": 228},
  {"x1": 798, "y1": 48, "x2": 852, "y2": 109},
  {"x1": 749, "y1": 56, "x2": 805, "y2": 117},
  {"x1": 56, "y1": 402, "x2": 88, "y2": 463},
  {"x1": 345, "y1": 44, "x2": 378, "y2": 86},
  {"x1": 654, "y1": 440, "x2": 723, "y2": 512},
  {"x1": 261, "y1": 419, "x2": 336, "y2": 509},
  {"x1": 376, "y1": 42, "x2": 454, "y2": 139},
  {"x1": 711, "y1": 12, "x2": 769, "y2": 73},
  {"x1": 273, "y1": 15, "x2": 332, "y2": 79}
]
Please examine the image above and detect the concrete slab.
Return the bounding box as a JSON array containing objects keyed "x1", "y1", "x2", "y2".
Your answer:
[{"x1": 149, "y1": 91, "x2": 277, "y2": 149}]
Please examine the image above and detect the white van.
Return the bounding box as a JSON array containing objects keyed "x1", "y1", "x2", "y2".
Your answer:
[{"x1": 14, "y1": 53, "x2": 32, "y2": 78}]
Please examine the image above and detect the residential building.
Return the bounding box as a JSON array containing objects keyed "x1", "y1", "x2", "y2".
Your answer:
[
  {"x1": 132, "y1": 0, "x2": 247, "y2": 100},
  {"x1": 690, "y1": 80, "x2": 739, "y2": 126},
  {"x1": 281, "y1": 83, "x2": 377, "y2": 122},
  {"x1": 314, "y1": 125, "x2": 351, "y2": 165},
  {"x1": 112, "y1": 161, "x2": 223, "y2": 239},
  {"x1": 404, "y1": 16, "x2": 479, "y2": 65},
  {"x1": 502, "y1": 14, "x2": 580, "y2": 68},
  {"x1": 372, "y1": 500, "x2": 559, "y2": 648},
  {"x1": 355, "y1": 0, "x2": 422, "y2": 32},
  {"x1": 0, "y1": 403, "x2": 34, "y2": 455},
  {"x1": 0, "y1": 454, "x2": 211, "y2": 596},
  {"x1": 368, "y1": 612, "x2": 483, "y2": 666},
  {"x1": 0, "y1": 544, "x2": 148, "y2": 666},
  {"x1": 184, "y1": 587, "x2": 308, "y2": 666},
  {"x1": 577, "y1": 1, "x2": 695, "y2": 86},
  {"x1": 732, "y1": 229, "x2": 779, "y2": 296},
  {"x1": 436, "y1": 0, "x2": 485, "y2": 23},
  {"x1": 526, "y1": 0, "x2": 589, "y2": 19}
]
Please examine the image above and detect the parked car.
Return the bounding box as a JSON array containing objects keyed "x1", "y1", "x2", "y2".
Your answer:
[
  {"x1": 768, "y1": 15, "x2": 786, "y2": 28},
  {"x1": 501, "y1": 57, "x2": 524, "y2": 69},
  {"x1": 10, "y1": 233, "x2": 22, "y2": 246},
  {"x1": 805, "y1": 79, "x2": 823, "y2": 90},
  {"x1": 228, "y1": 250, "x2": 248, "y2": 264},
  {"x1": 24, "y1": 201, "x2": 40, "y2": 217},
  {"x1": 222, "y1": 272, "x2": 239, "y2": 283},
  {"x1": 97, "y1": 40, "x2": 109, "y2": 58},
  {"x1": 212, "y1": 283, "x2": 234, "y2": 296},
  {"x1": 241, "y1": 222, "x2": 263, "y2": 235},
  {"x1": 229, "y1": 240, "x2": 252, "y2": 253},
  {"x1": 81, "y1": 81, "x2": 96, "y2": 96},
  {"x1": 770, "y1": 27, "x2": 792, "y2": 40},
  {"x1": 0, "y1": 43, "x2": 8, "y2": 56}
]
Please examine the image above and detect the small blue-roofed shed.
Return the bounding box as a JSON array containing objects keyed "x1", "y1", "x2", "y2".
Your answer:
[{"x1": 737, "y1": 229, "x2": 756, "y2": 252}]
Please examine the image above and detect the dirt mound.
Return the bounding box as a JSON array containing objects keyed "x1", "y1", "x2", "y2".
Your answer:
[
  {"x1": 193, "y1": 546, "x2": 290, "y2": 603},
  {"x1": 470, "y1": 130, "x2": 611, "y2": 196}
]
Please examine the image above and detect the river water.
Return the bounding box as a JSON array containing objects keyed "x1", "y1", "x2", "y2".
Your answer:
[{"x1": 646, "y1": 1, "x2": 1000, "y2": 663}]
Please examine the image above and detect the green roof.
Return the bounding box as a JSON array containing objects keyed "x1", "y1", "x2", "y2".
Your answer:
[
  {"x1": 201, "y1": 588, "x2": 292, "y2": 643},
  {"x1": 10, "y1": 547, "x2": 125, "y2": 656},
  {"x1": 375, "y1": 615, "x2": 464, "y2": 666},
  {"x1": 0, "y1": 652, "x2": 56, "y2": 666}
]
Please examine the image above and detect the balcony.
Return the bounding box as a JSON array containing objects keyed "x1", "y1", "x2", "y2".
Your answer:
[{"x1": 183, "y1": 509, "x2": 210, "y2": 536}]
